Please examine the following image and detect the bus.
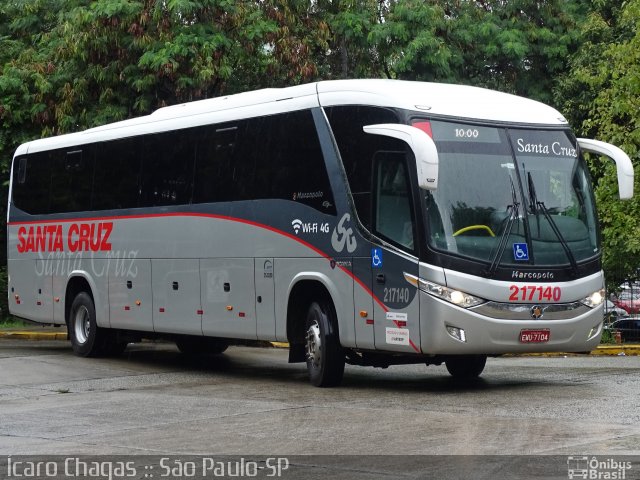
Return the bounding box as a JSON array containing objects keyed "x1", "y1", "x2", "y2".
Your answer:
[{"x1": 7, "y1": 79, "x2": 634, "y2": 387}]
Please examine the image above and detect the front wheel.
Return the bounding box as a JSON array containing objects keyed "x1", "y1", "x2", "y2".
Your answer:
[
  {"x1": 444, "y1": 355, "x2": 487, "y2": 379},
  {"x1": 305, "y1": 301, "x2": 345, "y2": 387}
]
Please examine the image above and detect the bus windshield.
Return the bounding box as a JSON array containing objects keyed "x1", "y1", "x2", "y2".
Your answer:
[{"x1": 423, "y1": 120, "x2": 599, "y2": 268}]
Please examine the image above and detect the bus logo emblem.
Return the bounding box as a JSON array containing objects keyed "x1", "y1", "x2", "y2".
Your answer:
[
  {"x1": 513, "y1": 243, "x2": 529, "y2": 261},
  {"x1": 331, "y1": 213, "x2": 357, "y2": 253},
  {"x1": 530, "y1": 305, "x2": 544, "y2": 320}
]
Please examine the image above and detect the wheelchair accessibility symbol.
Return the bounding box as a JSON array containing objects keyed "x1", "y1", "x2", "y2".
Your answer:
[
  {"x1": 513, "y1": 243, "x2": 529, "y2": 261},
  {"x1": 371, "y1": 248, "x2": 383, "y2": 268}
]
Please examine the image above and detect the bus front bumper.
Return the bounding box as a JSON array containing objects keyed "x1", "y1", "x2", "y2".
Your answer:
[{"x1": 419, "y1": 292, "x2": 603, "y2": 355}]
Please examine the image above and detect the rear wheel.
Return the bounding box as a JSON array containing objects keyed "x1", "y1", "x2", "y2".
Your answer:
[
  {"x1": 69, "y1": 292, "x2": 121, "y2": 357},
  {"x1": 305, "y1": 300, "x2": 345, "y2": 387},
  {"x1": 444, "y1": 355, "x2": 487, "y2": 379}
]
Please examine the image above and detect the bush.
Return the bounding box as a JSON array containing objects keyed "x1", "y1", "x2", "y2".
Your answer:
[
  {"x1": 600, "y1": 328, "x2": 617, "y2": 345},
  {"x1": 0, "y1": 265, "x2": 8, "y2": 321}
]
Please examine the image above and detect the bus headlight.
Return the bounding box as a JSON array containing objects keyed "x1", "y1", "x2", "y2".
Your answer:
[
  {"x1": 418, "y1": 279, "x2": 485, "y2": 308},
  {"x1": 581, "y1": 289, "x2": 605, "y2": 308}
]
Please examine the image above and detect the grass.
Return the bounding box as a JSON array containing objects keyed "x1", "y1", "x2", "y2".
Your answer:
[
  {"x1": 600, "y1": 328, "x2": 618, "y2": 345},
  {"x1": 0, "y1": 317, "x2": 28, "y2": 329}
]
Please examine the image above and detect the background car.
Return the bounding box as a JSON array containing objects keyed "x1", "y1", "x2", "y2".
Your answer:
[
  {"x1": 611, "y1": 290, "x2": 640, "y2": 314},
  {"x1": 604, "y1": 299, "x2": 629, "y2": 324},
  {"x1": 609, "y1": 317, "x2": 640, "y2": 343}
]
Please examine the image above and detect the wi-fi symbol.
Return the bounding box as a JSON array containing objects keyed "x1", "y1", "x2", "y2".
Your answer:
[{"x1": 291, "y1": 219, "x2": 303, "y2": 235}]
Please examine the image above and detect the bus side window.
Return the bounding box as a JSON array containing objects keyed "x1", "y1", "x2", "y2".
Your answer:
[
  {"x1": 325, "y1": 106, "x2": 400, "y2": 230},
  {"x1": 373, "y1": 151, "x2": 416, "y2": 251},
  {"x1": 93, "y1": 138, "x2": 142, "y2": 211},
  {"x1": 258, "y1": 110, "x2": 336, "y2": 214},
  {"x1": 193, "y1": 111, "x2": 336, "y2": 213},
  {"x1": 141, "y1": 129, "x2": 196, "y2": 207},
  {"x1": 193, "y1": 123, "x2": 244, "y2": 203},
  {"x1": 12, "y1": 152, "x2": 52, "y2": 215},
  {"x1": 50, "y1": 149, "x2": 93, "y2": 213},
  {"x1": 17, "y1": 157, "x2": 27, "y2": 184}
]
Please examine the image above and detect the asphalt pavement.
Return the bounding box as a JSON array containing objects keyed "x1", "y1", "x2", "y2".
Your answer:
[{"x1": 1, "y1": 325, "x2": 639, "y2": 355}]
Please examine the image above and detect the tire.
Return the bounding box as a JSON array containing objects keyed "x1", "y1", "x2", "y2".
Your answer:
[
  {"x1": 68, "y1": 292, "x2": 114, "y2": 357},
  {"x1": 305, "y1": 300, "x2": 345, "y2": 387},
  {"x1": 176, "y1": 337, "x2": 229, "y2": 355},
  {"x1": 444, "y1": 355, "x2": 487, "y2": 379}
]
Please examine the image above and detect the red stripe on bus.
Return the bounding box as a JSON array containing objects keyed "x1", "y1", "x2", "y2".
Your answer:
[
  {"x1": 392, "y1": 319, "x2": 421, "y2": 353},
  {"x1": 9, "y1": 211, "x2": 420, "y2": 352},
  {"x1": 9, "y1": 211, "x2": 329, "y2": 257}
]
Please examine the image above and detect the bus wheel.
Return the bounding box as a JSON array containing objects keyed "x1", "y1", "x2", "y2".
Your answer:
[
  {"x1": 69, "y1": 292, "x2": 107, "y2": 357},
  {"x1": 176, "y1": 337, "x2": 229, "y2": 355},
  {"x1": 444, "y1": 355, "x2": 487, "y2": 378},
  {"x1": 305, "y1": 301, "x2": 345, "y2": 387}
]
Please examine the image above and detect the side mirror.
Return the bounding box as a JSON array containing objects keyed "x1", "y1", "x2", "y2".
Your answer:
[
  {"x1": 364, "y1": 124, "x2": 439, "y2": 190},
  {"x1": 578, "y1": 138, "x2": 634, "y2": 200}
]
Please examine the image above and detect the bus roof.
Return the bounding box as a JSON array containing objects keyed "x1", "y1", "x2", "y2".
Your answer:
[{"x1": 14, "y1": 79, "x2": 567, "y2": 156}]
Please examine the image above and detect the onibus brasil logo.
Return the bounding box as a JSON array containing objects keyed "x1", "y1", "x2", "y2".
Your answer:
[{"x1": 567, "y1": 456, "x2": 632, "y2": 479}]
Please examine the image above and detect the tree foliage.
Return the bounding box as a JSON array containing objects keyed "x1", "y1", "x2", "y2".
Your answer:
[
  {"x1": 0, "y1": 0, "x2": 638, "y2": 292},
  {"x1": 317, "y1": 0, "x2": 583, "y2": 104},
  {"x1": 555, "y1": 0, "x2": 640, "y2": 287}
]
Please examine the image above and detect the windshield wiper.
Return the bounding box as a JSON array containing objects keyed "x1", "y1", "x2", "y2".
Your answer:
[
  {"x1": 527, "y1": 172, "x2": 578, "y2": 276},
  {"x1": 485, "y1": 177, "x2": 519, "y2": 277}
]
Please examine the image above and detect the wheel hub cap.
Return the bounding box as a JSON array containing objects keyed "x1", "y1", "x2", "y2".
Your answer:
[
  {"x1": 306, "y1": 320, "x2": 322, "y2": 368},
  {"x1": 74, "y1": 306, "x2": 90, "y2": 344}
]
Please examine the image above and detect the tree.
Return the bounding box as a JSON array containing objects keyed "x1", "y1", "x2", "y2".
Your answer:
[
  {"x1": 366, "y1": 0, "x2": 583, "y2": 104},
  {"x1": 555, "y1": 0, "x2": 640, "y2": 287},
  {"x1": 0, "y1": 0, "x2": 327, "y2": 319}
]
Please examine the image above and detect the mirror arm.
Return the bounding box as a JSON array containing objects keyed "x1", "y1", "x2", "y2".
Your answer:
[
  {"x1": 363, "y1": 123, "x2": 439, "y2": 190},
  {"x1": 578, "y1": 138, "x2": 634, "y2": 200}
]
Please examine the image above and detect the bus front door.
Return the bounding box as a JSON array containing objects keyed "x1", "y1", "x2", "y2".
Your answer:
[
  {"x1": 371, "y1": 251, "x2": 420, "y2": 354},
  {"x1": 370, "y1": 150, "x2": 421, "y2": 353}
]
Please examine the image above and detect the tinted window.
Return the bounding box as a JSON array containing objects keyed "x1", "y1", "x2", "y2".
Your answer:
[
  {"x1": 194, "y1": 110, "x2": 336, "y2": 214},
  {"x1": 325, "y1": 106, "x2": 400, "y2": 229},
  {"x1": 12, "y1": 152, "x2": 51, "y2": 215},
  {"x1": 259, "y1": 110, "x2": 335, "y2": 213},
  {"x1": 93, "y1": 137, "x2": 142, "y2": 210},
  {"x1": 193, "y1": 123, "x2": 249, "y2": 203},
  {"x1": 141, "y1": 129, "x2": 195, "y2": 206},
  {"x1": 13, "y1": 148, "x2": 94, "y2": 215},
  {"x1": 50, "y1": 149, "x2": 93, "y2": 213},
  {"x1": 373, "y1": 151, "x2": 416, "y2": 250}
]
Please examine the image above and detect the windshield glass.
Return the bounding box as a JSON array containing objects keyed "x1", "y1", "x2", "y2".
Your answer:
[{"x1": 422, "y1": 120, "x2": 599, "y2": 267}]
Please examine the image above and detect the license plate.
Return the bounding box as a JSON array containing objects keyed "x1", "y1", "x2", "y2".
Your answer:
[{"x1": 519, "y1": 329, "x2": 550, "y2": 343}]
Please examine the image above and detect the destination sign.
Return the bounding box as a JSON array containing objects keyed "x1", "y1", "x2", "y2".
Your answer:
[{"x1": 430, "y1": 121, "x2": 502, "y2": 144}]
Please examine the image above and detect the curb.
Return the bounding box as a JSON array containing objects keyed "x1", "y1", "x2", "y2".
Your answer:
[
  {"x1": 0, "y1": 330, "x2": 68, "y2": 341},
  {"x1": 1, "y1": 330, "x2": 639, "y2": 355},
  {"x1": 584, "y1": 345, "x2": 640, "y2": 356}
]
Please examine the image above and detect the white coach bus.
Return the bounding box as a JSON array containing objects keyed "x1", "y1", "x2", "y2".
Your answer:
[{"x1": 7, "y1": 80, "x2": 634, "y2": 386}]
